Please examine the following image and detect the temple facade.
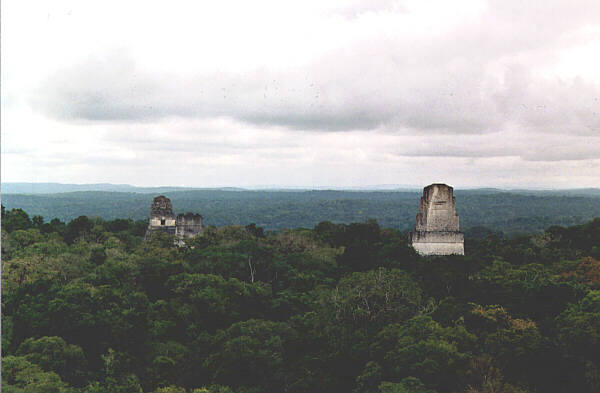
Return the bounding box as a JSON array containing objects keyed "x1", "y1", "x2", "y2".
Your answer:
[
  {"x1": 145, "y1": 195, "x2": 203, "y2": 243},
  {"x1": 409, "y1": 184, "x2": 464, "y2": 255}
]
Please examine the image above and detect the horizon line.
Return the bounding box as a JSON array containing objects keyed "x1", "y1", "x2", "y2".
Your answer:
[{"x1": 2, "y1": 181, "x2": 599, "y2": 192}]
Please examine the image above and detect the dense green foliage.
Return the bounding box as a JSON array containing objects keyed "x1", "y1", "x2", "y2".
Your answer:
[
  {"x1": 2, "y1": 189, "x2": 600, "y2": 236},
  {"x1": 2, "y1": 206, "x2": 600, "y2": 393}
]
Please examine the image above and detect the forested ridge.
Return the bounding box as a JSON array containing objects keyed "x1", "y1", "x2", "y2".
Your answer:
[
  {"x1": 3, "y1": 189, "x2": 600, "y2": 236},
  {"x1": 2, "y1": 206, "x2": 600, "y2": 393}
]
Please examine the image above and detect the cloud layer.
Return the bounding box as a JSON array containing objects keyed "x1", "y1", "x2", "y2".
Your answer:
[{"x1": 2, "y1": 0, "x2": 600, "y2": 187}]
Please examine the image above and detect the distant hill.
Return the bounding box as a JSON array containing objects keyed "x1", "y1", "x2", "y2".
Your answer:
[
  {"x1": 3, "y1": 182, "x2": 599, "y2": 196},
  {"x1": 1, "y1": 183, "x2": 202, "y2": 194},
  {"x1": 0, "y1": 182, "x2": 422, "y2": 194},
  {"x1": 503, "y1": 188, "x2": 600, "y2": 197},
  {"x1": 2, "y1": 187, "x2": 599, "y2": 236}
]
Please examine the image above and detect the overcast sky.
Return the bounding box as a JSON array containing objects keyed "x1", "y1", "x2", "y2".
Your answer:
[{"x1": 2, "y1": 0, "x2": 600, "y2": 188}]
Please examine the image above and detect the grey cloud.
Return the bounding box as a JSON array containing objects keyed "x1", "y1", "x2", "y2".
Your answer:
[
  {"x1": 33, "y1": 53, "x2": 599, "y2": 138},
  {"x1": 492, "y1": 66, "x2": 600, "y2": 135},
  {"x1": 393, "y1": 132, "x2": 600, "y2": 162},
  {"x1": 28, "y1": 52, "x2": 489, "y2": 132},
  {"x1": 520, "y1": 142, "x2": 600, "y2": 161},
  {"x1": 397, "y1": 145, "x2": 517, "y2": 159},
  {"x1": 30, "y1": 1, "x2": 600, "y2": 137}
]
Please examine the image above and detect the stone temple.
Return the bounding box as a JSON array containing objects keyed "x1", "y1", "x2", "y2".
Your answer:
[
  {"x1": 409, "y1": 184, "x2": 464, "y2": 255},
  {"x1": 145, "y1": 195, "x2": 203, "y2": 243}
]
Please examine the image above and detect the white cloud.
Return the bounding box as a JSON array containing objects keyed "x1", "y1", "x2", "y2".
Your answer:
[{"x1": 2, "y1": 0, "x2": 600, "y2": 187}]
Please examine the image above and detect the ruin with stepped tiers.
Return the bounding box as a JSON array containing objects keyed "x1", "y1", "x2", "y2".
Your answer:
[
  {"x1": 409, "y1": 183, "x2": 465, "y2": 255},
  {"x1": 145, "y1": 195, "x2": 203, "y2": 244}
]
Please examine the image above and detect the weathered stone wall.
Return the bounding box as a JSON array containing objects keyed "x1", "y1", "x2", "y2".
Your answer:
[
  {"x1": 412, "y1": 241, "x2": 465, "y2": 256},
  {"x1": 145, "y1": 196, "x2": 177, "y2": 239},
  {"x1": 415, "y1": 184, "x2": 460, "y2": 232},
  {"x1": 410, "y1": 184, "x2": 464, "y2": 256},
  {"x1": 410, "y1": 230, "x2": 464, "y2": 243},
  {"x1": 150, "y1": 217, "x2": 176, "y2": 227},
  {"x1": 145, "y1": 196, "x2": 203, "y2": 242},
  {"x1": 150, "y1": 195, "x2": 175, "y2": 219},
  {"x1": 176, "y1": 213, "x2": 204, "y2": 238}
]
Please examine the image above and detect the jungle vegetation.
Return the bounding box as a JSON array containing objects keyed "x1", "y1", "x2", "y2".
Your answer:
[{"x1": 2, "y1": 205, "x2": 600, "y2": 393}]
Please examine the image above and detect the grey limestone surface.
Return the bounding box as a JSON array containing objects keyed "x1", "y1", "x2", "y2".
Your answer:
[
  {"x1": 410, "y1": 184, "x2": 465, "y2": 255},
  {"x1": 145, "y1": 195, "x2": 203, "y2": 242}
]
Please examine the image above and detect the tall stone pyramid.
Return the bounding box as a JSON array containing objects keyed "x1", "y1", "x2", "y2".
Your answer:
[
  {"x1": 409, "y1": 183, "x2": 464, "y2": 255},
  {"x1": 144, "y1": 195, "x2": 204, "y2": 243}
]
